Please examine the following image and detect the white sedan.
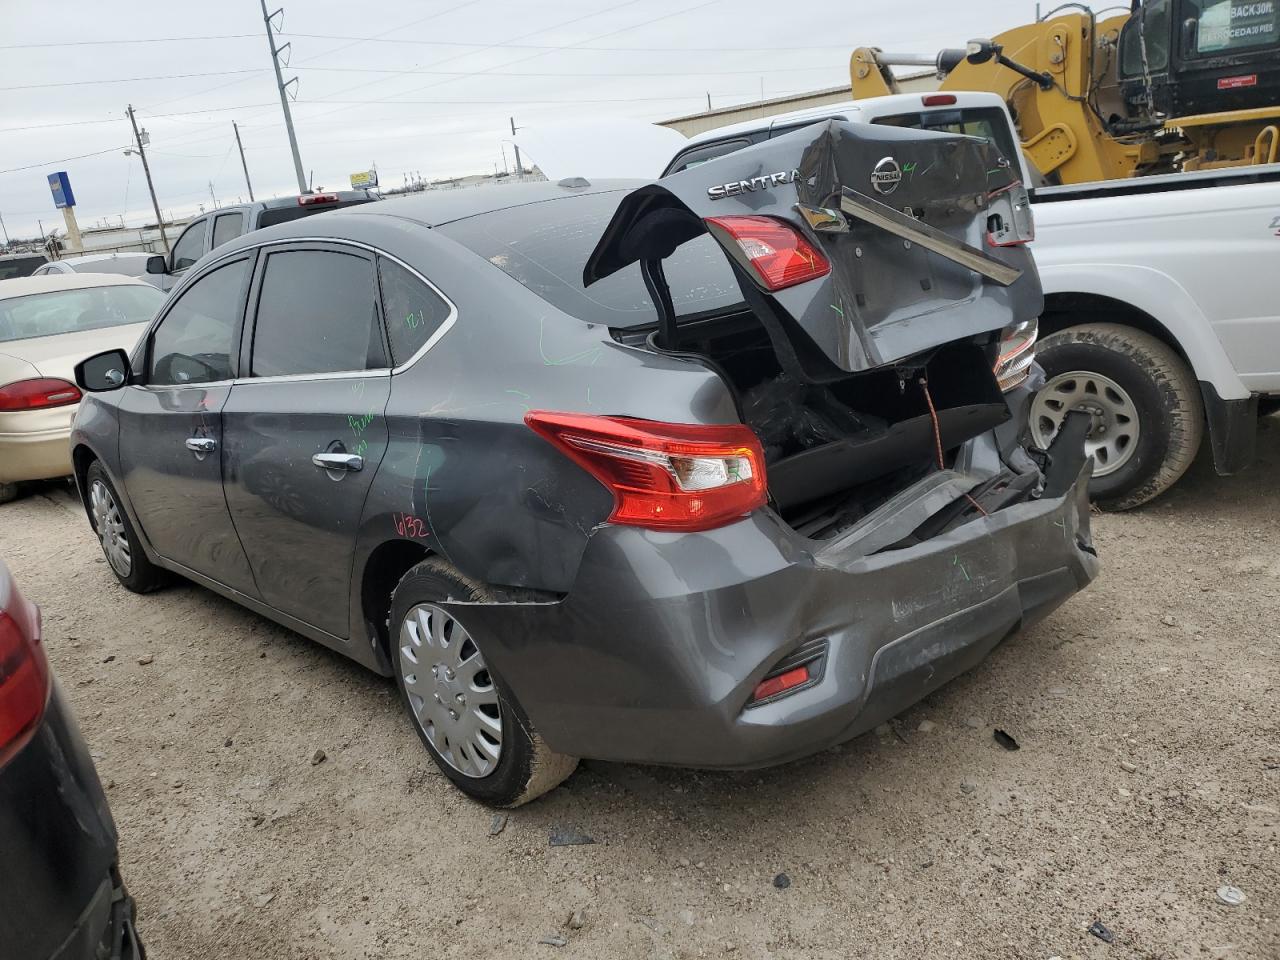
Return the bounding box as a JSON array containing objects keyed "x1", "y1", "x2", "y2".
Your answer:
[{"x1": 0, "y1": 274, "x2": 165, "y2": 503}]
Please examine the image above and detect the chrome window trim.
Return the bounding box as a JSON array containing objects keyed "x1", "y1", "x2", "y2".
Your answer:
[
  {"x1": 231, "y1": 368, "x2": 391, "y2": 386},
  {"x1": 170, "y1": 235, "x2": 459, "y2": 377}
]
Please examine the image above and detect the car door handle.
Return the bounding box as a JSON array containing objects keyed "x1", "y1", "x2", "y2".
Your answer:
[
  {"x1": 312, "y1": 453, "x2": 363, "y2": 473},
  {"x1": 185, "y1": 437, "x2": 217, "y2": 453}
]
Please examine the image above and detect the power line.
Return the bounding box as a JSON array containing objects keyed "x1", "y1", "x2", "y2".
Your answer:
[
  {"x1": 281, "y1": 33, "x2": 870, "y2": 53},
  {"x1": 0, "y1": 144, "x2": 131, "y2": 176},
  {"x1": 0, "y1": 34, "x2": 258, "y2": 50},
  {"x1": 1, "y1": 69, "x2": 267, "y2": 92}
]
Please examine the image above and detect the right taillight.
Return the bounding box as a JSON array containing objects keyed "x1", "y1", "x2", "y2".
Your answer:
[
  {"x1": 0, "y1": 577, "x2": 49, "y2": 768},
  {"x1": 995, "y1": 318, "x2": 1038, "y2": 392},
  {"x1": 704, "y1": 215, "x2": 831, "y2": 291},
  {"x1": 524, "y1": 411, "x2": 767, "y2": 532},
  {"x1": 0, "y1": 377, "x2": 82, "y2": 412}
]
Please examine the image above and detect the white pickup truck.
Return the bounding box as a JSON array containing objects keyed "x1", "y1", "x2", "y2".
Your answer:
[{"x1": 662, "y1": 92, "x2": 1280, "y2": 508}]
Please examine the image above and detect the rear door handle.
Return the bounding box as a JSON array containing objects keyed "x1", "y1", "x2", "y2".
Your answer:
[
  {"x1": 312, "y1": 452, "x2": 363, "y2": 473},
  {"x1": 185, "y1": 437, "x2": 217, "y2": 454}
]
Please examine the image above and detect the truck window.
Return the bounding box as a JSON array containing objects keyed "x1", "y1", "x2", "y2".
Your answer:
[
  {"x1": 1188, "y1": 0, "x2": 1278, "y2": 54},
  {"x1": 663, "y1": 138, "x2": 751, "y2": 176},
  {"x1": 171, "y1": 218, "x2": 207, "y2": 271},
  {"x1": 870, "y1": 108, "x2": 1021, "y2": 174},
  {"x1": 211, "y1": 212, "x2": 245, "y2": 250}
]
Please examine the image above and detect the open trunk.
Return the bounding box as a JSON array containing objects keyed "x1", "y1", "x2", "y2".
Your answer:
[{"x1": 589, "y1": 120, "x2": 1043, "y2": 538}]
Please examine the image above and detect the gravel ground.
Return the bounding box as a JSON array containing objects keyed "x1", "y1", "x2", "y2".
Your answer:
[{"x1": 2, "y1": 419, "x2": 1277, "y2": 960}]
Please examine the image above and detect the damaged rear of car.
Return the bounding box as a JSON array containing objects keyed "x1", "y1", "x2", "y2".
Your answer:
[{"x1": 435, "y1": 120, "x2": 1098, "y2": 778}]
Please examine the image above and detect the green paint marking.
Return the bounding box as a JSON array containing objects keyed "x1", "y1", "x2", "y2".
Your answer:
[
  {"x1": 902, "y1": 161, "x2": 917, "y2": 175},
  {"x1": 505, "y1": 388, "x2": 532, "y2": 400},
  {"x1": 538, "y1": 317, "x2": 603, "y2": 367},
  {"x1": 953, "y1": 554, "x2": 971, "y2": 582},
  {"x1": 830, "y1": 303, "x2": 844, "y2": 318},
  {"x1": 1053, "y1": 519, "x2": 1065, "y2": 529}
]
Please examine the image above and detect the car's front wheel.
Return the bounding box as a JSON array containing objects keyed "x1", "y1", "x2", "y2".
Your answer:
[
  {"x1": 389, "y1": 558, "x2": 578, "y2": 807},
  {"x1": 85, "y1": 461, "x2": 167, "y2": 593},
  {"x1": 1029, "y1": 323, "x2": 1204, "y2": 510}
]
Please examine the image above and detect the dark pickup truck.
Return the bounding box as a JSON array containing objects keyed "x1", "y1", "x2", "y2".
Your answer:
[{"x1": 157, "y1": 189, "x2": 379, "y2": 288}]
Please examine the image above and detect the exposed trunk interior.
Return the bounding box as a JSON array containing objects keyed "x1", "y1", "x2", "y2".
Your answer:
[{"x1": 614, "y1": 310, "x2": 1012, "y2": 540}]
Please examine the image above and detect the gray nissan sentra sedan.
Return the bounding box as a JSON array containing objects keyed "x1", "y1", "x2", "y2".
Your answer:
[{"x1": 70, "y1": 121, "x2": 1097, "y2": 807}]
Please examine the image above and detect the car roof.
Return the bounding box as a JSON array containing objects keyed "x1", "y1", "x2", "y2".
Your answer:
[
  {"x1": 56, "y1": 251, "x2": 151, "y2": 264},
  {"x1": 680, "y1": 91, "x2": 1009, "y2": 147},
  {"x1": 0, "y1": 273, "x2": 153, "y2": 300},
  {"x1": 211, "y1": 179, "x2": 641, "y2": 252}
]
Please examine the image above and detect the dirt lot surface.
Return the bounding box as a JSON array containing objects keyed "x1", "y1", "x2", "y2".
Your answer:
[{"x1": 2, "y1": 420, "x2": 1277, "y2": 960}]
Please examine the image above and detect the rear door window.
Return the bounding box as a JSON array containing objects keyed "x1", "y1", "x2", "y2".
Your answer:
[
  {"x1": 148, "y1": 258, "x2": 249, "y2": 385},
  {"x1": 377, "y1": 257, "x2": 453, "y2": 365},
  {"x1": 664, "y1": 138, "x2": 751, "y2": 176},
  {"x1": 211, "y1": 212, "x2": 245, "y2": 250},
  {"x1": 249, "y1": 248, "x2": 384, "y2": 377}
]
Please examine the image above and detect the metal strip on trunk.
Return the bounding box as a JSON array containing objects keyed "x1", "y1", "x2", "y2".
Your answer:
[{"x1": 837, "y1": 188, "x2": 1023, "y2": 287}]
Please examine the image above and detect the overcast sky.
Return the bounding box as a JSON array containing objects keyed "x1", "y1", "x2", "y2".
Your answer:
[{"x1": 1, "y1": 0, "x2": 1038, "y2": 240}]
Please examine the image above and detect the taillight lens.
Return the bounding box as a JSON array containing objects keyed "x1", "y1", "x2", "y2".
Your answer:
[
  {"x1": 995, "y1": 318, "x2": 1038, "y2": 392},
  {"x1": 704, "y1": 215, "x2": 831, "y2": 291},
  {"x1": 0, "y1": 377, "x2": 82, "y2": 412},
  {"x1": 525, "y1": 412, "x2": 767, "y2": 532},
  {"x1": 0, "y1": 578, "x2": 49, "y2": 768}
]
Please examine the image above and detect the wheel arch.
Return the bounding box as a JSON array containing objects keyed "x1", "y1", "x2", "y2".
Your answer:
[
  {"x1": 357, "y1": 539, "x2": 435, "y2": 676},
  {"x1": 1037, "y1": 264, "x2": 1249, "y2": 402}
]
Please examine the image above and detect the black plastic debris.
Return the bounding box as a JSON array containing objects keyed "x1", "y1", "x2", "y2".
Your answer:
[
  {"x1": 773, "y1": 873, "x2": 791, "y2": 889},
  {"x1": 1088, "y1": 920, "x2": 1115, "y2": 944},
  {"x1": 993, "y1": 729, "x2": 1020, "y2": 751},
  {"x1": 549, "y1": 826, "x2": 595, "y2": 847}
]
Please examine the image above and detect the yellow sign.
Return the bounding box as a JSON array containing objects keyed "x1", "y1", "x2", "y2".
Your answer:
[{"x1": 350, "y1": 170, "x2": 378, "y2": 189}]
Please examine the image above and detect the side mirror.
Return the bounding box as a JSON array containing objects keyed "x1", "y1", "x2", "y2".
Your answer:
[
  {"x1": 1181, "y1": 17, "x2": 1198, "y2": 57},
  {"x1": 145, "y1": 254, "x2": 167, "y2": 275},
  {"x1": 75, "y1": 349, "x2": 132, "y2": 392}
]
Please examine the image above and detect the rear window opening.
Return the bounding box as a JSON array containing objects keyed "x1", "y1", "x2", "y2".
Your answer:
[{"x1": 616, "y1": 311, "x2": 1011, "y2": 541}]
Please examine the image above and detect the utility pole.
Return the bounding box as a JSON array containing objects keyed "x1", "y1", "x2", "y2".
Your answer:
[
  {"x1": 126, "y1": 104, "x2": 169, "y2": 254},
  {"x1": 0, "y1": 211, "x2": 8, "y2": 247},
  {"x1": 260, "y1": 0, "x2": 307, "y2": 193},
  {"x1": 233, "y1": 121, "x2": 255, "y2": 201},
  {"x1": 509, "y1": 117, "x2": 523, "y2": 176}
]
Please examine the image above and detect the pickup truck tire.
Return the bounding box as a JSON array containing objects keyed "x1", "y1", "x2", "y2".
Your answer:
[
  {"x1": 390, "y1": 558, "x2": 578, "y2": 807},
  {"x1": 0, "y1": 482, "x2": 18, "y2": 505},
  {"x1": 1031, "y1": 323, "x2": 1204, "y2": 510}
]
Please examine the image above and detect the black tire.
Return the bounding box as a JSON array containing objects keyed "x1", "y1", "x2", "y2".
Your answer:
[
  {"x1": 0, "y1": 482, "x2": 18, "y2": 505},
  {"x1": 1033, "y1": 323, "x2": 1204, "y2": 510},
  {"x1": 85, "y1": 461, "x2": 168, "y2": 593},
  {"x1": 389, "y1": 558, "x2": 578, "y2": 807}
]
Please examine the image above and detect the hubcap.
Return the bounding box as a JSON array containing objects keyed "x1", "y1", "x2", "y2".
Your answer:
[
  {"x1": 398, "y1": 603, "x2": 502, "y2": 778},
  {"x1": 1029, "y1": 370, "x2": 1140, "y2": 478},
  {"x1": 90, "y1": 480, "x2": 132, "y2": 577}
]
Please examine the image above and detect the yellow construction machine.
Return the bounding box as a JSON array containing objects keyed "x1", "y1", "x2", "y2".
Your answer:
[{"x1": 850, "y1": 1, "x2": 1280, "y2": 184}]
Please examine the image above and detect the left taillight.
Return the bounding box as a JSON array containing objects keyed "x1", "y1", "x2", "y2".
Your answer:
[
  {"x1": 704, "y1": 215, "x2": 831, "y2": 291},
  {"x1": 524, "y1": 411, "x2": 767, "y2": 532},
  {"x1": 995, "y1": 318, "x2": 1038, "y2": 392},
  {"x1": 0, "y1": 377, "x2": 82, "y2": 412},
  {"x1": 0, "y1": 578, "x2": 49, "y2": 768}
]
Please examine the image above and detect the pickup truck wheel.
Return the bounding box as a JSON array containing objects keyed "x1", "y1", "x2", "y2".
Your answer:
[
  {"x1": 389, "y1": 558, "x2": 578, "y2": 807},
  {"x1": 1029, "y1": 323, "x2": 1203, "y2": 510}
]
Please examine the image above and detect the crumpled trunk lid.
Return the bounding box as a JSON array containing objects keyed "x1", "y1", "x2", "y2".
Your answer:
[{"x1": 585, "y1": 120, "x2": 1041, "y2": 382}]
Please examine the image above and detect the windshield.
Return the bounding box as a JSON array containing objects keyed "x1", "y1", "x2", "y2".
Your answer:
[
  {"x1": 439, "y1": 192, "x2": 744, "y2": 329},
  {"x1": 0, "y1": 284, "x2": 165, "y2": 343},
  {"x1": 1188, "y1": 0, "x2": 1278, "y2": 53}
]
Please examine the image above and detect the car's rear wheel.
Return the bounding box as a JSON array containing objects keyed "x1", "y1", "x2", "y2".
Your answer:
[
  {"x1": 389, "y1": 558, "x2": 578, "y2": 807},
  {"x1": 0, "y1": 482, "x2": 18, "y2": 505},
  {"x1": 1029, "y1": 323, "x2": 1204, "y2": 510},
  {"x1": 85, "y1": 461, "x2": 167, "y2": 593}
]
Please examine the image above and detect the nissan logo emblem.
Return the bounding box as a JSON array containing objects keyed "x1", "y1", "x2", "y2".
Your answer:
[{"x1": 871, "y1": 157, "x2": 903, "y2": 195}]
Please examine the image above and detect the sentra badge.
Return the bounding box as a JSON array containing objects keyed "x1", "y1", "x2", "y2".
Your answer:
[{"x1": 707, "y1": 169, "x2": 799, "y2": 200}]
